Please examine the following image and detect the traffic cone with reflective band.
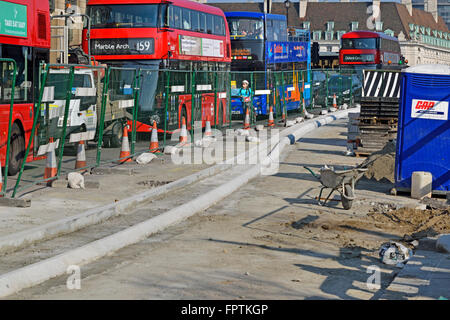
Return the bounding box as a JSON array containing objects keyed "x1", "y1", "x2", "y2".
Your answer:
[
  {"x1": 333, "y1": 94, "x2": 337, "y2": 109},
  {"x1": 243, "y1": 108, "x2": 250, "y2": 130},
  {"x1": 267, "y1": 106, "x2": 275, "y2": 127},
  {"x1": 179, "y1": 116, "x2": 188, "y2": 146},
  {"x1": 75, "y1": 140, "x2": 87, "y2": 169},
  {"x1": 118, "y1": 125, "x2": 132, "y2": 163},
  {"x1": 204, "y1": 120, "x2": 212, "y2": 137},
  {"x1": 149, "y1": 121, "x2": 160, "y2": 153},
  {"x1": 44, "y1": 137, "x2": 58, "y2": 181},
  {"x1": 281, "y1": 107, "x2": 286, "y2": 124}
]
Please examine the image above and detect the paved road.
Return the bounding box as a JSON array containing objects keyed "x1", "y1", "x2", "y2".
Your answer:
[{"x1": 9, "y1": 118, "x2": 424, "y2": 300}]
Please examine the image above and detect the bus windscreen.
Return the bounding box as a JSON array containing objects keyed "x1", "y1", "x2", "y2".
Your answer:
[
  {"x1": 228, "y1": 18, "x2": 263, "y2": 40},
  {"x1": 341, "y1": 38, "x2": 378, "y2": 50},
  {"x1": 88, "y1": 4, "x2": 160, "y2": 29}
]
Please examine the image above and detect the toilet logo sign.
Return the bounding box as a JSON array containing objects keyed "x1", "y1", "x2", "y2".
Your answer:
[{"x1": 411, "y1": 99, "x2": 448, "y2": 120}]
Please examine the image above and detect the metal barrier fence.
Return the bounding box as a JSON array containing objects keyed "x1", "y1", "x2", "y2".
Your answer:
[
  {"x1": 0, "y1": 58, "x2": 17, "y2": 197},
  {"x1": 0, "y1": 64, "x2": 361, "y2": 199}
]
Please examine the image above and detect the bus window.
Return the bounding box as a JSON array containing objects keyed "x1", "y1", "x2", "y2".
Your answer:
[
  {"x1": 266, "y1": 19, "x2": 274, "y2": 41},
  {"x1": 89, "y1": 4, "x2": 159, "y2": 28},
  {"x1": 213, "y1": 15, "x2": 222, "y2": 35},
  {"x1": 206, "y1": 14, "x2": 213, "y2": 34},
  {"x1": 191, "y1": 10, "x2": 199, "y2": 32},
  {"x1": 279, "y1": 20, "x2": 287, "y2": 41},
  {"x1": 341, "y1": 38, "x2": 377, "y2": 49},
  {"x1": 170, "y1": 6, "x2": 182, "y2": 29},
  {"x1": 199, "y1": 12, "x2": 206, "y2": 33},
  {"x1": 182, "y1": 7, "x2": 190, "y2": 30}
]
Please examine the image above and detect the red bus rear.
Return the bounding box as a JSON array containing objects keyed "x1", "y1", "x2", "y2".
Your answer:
[
  {"x1": 83, "y1": 0, "x2": 232, "y2": 132},
  {"x1": 0, "y1": 0, "x2": 50, "y2": 175},
  {"x1": 339, "y1": 31, "x2": 401, "y2": 72}
]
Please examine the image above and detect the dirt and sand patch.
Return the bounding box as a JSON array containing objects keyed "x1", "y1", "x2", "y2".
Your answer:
[
  {"x1": 281, "y1": 206, "x2": 450, "y2": 255},
  {"x1": 360, "y1": 141, "x2": 396, "y2": 183}
]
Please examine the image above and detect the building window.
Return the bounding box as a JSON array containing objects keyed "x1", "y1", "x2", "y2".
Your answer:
[
  {"x1": 325, "y1": 31, "x2": 334, "y2": 41},
  {"x1": 327, "y1": 21, "x2": 334, "y2": 31},
  {"x1": 303, "y1": 21, "x2": 310, "y2": 29},
  {"x1": 385, "y1": 29, "x2": 394, "y2": 37},
  {"x1": 313, "y1": 31, "x2": 321, "y2": 41},
  {"x1": 375, "y1": 21, "x2": 383, "y2": 31},
  {"x1": 351, "y1": 21, "x2": 358, "y2": 31},
  {"x1": 409, "y1": 23, "x2": 415, "y2": 31},
  {"x1": 336, "y1": 31, "x2": 346, "y2": 40}
]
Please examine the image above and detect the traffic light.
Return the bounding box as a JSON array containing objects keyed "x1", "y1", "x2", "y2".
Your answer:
[
  {"x1": 311, "y1": 42, "x2": 319, "y2": 65},
  {"x1": 399, "y1": 55, "x2": 408, "y2": 66}
]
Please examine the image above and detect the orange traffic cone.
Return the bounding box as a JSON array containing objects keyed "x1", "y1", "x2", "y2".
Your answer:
[
  {"x1": 281, "y1": 107, "x2": 286, "y2": 123},
  {"x1": 243, "y1": 108, "x2": 250, "y2": 130},
  {"x1": 118, "y1": 125, "x2": 132, "y2": 163},
  {"x1": 267, "y1": 106, "x2": 275, "y2": 127},
  {"x1": 204, "y1": 120, "x2": 212, "y2": 138},
  {"x1": 149, "y1": 121, "x2": 160, "y2": 153},
  {"x1": 179, "y1": 116, "x2": 188, "y2": 146},
  {"x1": 44, "y1": 137, "x2": 58, "y2": 181},
  {"x1": 75, "y1": 140, "x2": 87, "y2": 169},
  {"x1": 333, "y1": 94, "x2": 337, "y2": 109}
]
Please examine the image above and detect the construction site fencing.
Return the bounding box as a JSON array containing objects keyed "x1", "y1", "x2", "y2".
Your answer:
[
  {"x1": 310, "y1": 68, "x2": 363, "y2": 110},
  {"x1": 2, "y1": 65, "x2": 362, "y2": 199},
  {"x1": 0, "y1": 58, "x2": 17, "y2": 197}
]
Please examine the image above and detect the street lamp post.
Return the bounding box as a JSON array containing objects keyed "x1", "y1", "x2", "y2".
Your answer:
[{"x1": 284, "y1": 0, "x2": 290, "y2": 27}]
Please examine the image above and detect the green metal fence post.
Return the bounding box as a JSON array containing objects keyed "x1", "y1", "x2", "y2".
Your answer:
[
  {"x1": 325, "y1": 70, "x2": 329, "y2": 109},
  {"x1": 281, "y1": 71, "x2": 286, "y2": 120},
  {"x1": 350, "y1": 72, "x2": 353, "y2": 107},
  {"x1": 228, "y1": 72, "x2": 232, "y2": 129},
  {"x1": 55, "y1": 66, "x2": 75, "y2": 179},
  {"x1": 12, "y1": 65, "x2": 50, "y2": 198},
  {"x1": 131, "y1": 69, "x2": 140, "y2": 156},
  {"x1": 163, "y1": 70, "x2": 170, "y2": 149},
  {"x1": 250, "y1": 72, "x2": 255, "y2": 125},
  {"x1": 1, "y1": 59, "x2": 17, "y2": 196},
  {"x1": 214, "y1": 71, "x2": 218, "y2": 129},
  {"x1": 96, "y1": 67, "x2": 110, "y2": 167}
]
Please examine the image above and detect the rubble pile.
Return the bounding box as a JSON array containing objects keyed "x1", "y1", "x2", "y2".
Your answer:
[{"x1": 360, "y1": 140, "x2": 396, "y2": 183}]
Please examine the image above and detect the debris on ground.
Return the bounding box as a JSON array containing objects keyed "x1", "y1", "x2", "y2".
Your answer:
[
  {"x1": 360, "y1": 140, "x2": 396, "y2": 183},
  {"x1": 136, "y1": 153, "x2": 157, "y2": 165},
  {"x1": 379, "y1": 241, "x2": 413, "y2": 265},
  {"x1": 67, "y1": 172, "x2": 85, "y2": 189},
  {"x1": 367, "y1": 207, "x2": 450, "y2": 239}
]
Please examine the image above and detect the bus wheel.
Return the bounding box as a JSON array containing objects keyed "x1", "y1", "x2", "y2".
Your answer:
[
  {"x1": 109, "y1": 121, "x2": 123, "y2": 148},
  {"x1": 8, "y1": 123, "x2": 25, "y2": 176}
]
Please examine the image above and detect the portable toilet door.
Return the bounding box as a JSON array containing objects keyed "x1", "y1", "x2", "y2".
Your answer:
[{"x1": 395, "y1": 64, "x2": 450, "y2": 194}]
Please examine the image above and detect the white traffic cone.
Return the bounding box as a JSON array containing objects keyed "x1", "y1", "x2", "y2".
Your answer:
[
  {"x1": 204, "y1": 120, "x2": 212, "y2": 138},
  {"x1": 75, "y1": 140, "x2": 87, "y2": 169}
]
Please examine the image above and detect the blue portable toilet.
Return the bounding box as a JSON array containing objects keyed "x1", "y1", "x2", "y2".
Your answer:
[{"x1": 395, "y1": 64, "x2": 450, "y2": 194}]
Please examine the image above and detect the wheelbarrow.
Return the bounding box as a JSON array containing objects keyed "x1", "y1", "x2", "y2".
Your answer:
[{"x1": 304, "y1": 165, "x2": 368, "y2": 210}]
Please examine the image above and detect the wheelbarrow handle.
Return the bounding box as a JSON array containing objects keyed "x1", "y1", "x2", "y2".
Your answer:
[{"x1": 303, "y1": 166, "x2": 320, "y2": 180}]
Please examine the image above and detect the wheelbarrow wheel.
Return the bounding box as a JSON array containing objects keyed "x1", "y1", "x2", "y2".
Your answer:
[{"x1": 341, "y1": 184, "x2": 354, "y2": 210}]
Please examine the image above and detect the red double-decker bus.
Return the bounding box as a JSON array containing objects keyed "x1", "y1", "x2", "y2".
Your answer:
[
  {"x1": 83, "y1": 0, "x2": 231, "y2": 132},
  {"x1": 0, "y1": 0, "x2": 50, "y2": 175},
  {"x1": 339, "y1": 31, "x2": 402, "y2": 72}
]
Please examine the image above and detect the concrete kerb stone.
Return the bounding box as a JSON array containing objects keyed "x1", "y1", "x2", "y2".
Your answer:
[
  {"x1": 0, "y1": 109, "x2": 353, "y2": 256},
  {"x1": 0, "y1": 108, "x2": 355, "y2": 297}
]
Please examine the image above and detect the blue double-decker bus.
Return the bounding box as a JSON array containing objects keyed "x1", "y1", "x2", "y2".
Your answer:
[{"x1": 225, "y1": 12, "x2": 310, "y2": 116}]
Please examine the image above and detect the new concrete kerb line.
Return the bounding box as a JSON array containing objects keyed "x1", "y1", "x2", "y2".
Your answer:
[{"x1": 0, "y1": 108, "x2": 353, "y2": 297}]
